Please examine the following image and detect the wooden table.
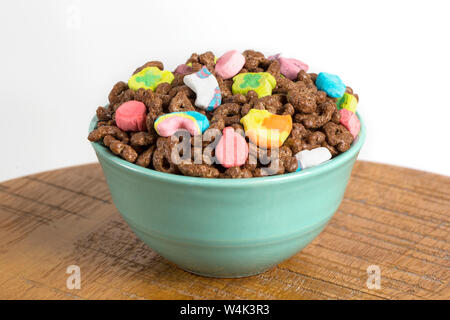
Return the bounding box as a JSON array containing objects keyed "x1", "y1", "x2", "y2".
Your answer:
[{"x1": 0, "y1": 161, "x2": 448, "y2": 300}]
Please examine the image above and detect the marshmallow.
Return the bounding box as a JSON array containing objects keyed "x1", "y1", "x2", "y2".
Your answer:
[
  {"x1": 215, "y1": 50, "x2": 246, "y2": 79},
  {"x1": 183, "y1": 66, "x2": 222, "y2": 111},
  {"x1": 115, "y1": 101, "x2": 147, "y2": 132},
  {"x1": 337, "y1": 93, "x2": 358, "y2": 113},
  {"x1": 174, "y1": 64, "x2": 193, "y2": 75},
  {"x1": 128, "y1": 67, "x2": 174, "y2": 91},
  {"x1": 315, "y1": 72, "x2": 346, "y2": 98},
  {"x1": 240, "y1": 109, "x2": 292, "y2": 149},
  {"x1": 215, "y1": 127, "x2": 249, "y2": 168},
  {"x1": 232, "y1": 72, "x2": 276, "y2": 98},
  {"x1": 269, "y1": 53, "x2": 309, "y2": 80},
  {"x1": 339, "y1": 109, "x2": 360, "y2": 139},
  {"x1": 295, "y1": 147, "x2": 332, "y2": 171},
  {"x1": 154, "y1": 111, "x2": 210, "y2": 137}
]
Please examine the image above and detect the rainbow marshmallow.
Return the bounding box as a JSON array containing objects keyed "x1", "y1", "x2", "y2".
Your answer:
[{"x1": 154, "y1": 111, "x2": 210, "y2": 137}]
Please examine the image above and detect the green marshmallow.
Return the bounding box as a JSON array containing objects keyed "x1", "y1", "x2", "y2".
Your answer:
[
  {"x1": 128, "y1": 67, "x2": 174, "y2": 91},
  {"x1": 232, "y1": 72, "x2": 276, "y2": 98},
  {"x1": 337, "y1": 93, "x2": 358, "y2": 113}
]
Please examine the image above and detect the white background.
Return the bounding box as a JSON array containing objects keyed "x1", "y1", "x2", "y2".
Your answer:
[{"x1": 1, "y1": 0, "x2": 449, "y2": 182}]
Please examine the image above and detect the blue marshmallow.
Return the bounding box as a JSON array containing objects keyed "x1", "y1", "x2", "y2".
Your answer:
[{"x1": 315, "y1": 72, "x2": 346, "y2": 98}]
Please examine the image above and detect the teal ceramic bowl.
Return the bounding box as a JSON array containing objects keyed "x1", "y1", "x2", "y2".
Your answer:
[{"x1": 89, "y1": 113, "x2": 366, "y2": 278}]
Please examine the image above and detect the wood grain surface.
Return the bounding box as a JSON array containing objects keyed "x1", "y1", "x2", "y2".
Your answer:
[{"x1": 0, "y1": 161, "x2": 448, "y2": 300}]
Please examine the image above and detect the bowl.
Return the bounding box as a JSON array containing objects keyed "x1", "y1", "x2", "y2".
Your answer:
[{"x1": 89, "y1": 113, "x2": 366, "y2": 278}]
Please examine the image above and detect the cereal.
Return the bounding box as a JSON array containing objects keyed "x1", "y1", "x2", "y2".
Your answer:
[
  {"x1": 171, "y1": 73, "x2": 186, "y2": 87},
  {"x1": 198, "y1": 51, "x2": 216, "y2": 72},
  {"x1": 136, "y1": 145, "x2": 155, "y2": 168},
  {"x1": 152, "y1": 138, "x2": 179, "y2": 174},
  {"x1": 88, "y1": 125, "x2": 129, "y2": 144},
  {"x1": 103, "y1": 135, "x2": 138, "y2": 163},
  {"x1": 97, "y1": 120, "x2": 115, "y2": 127},
  {"x1": 212, "y1": 103, "x2": 241, "y2": 126},
  {"x1": 217, "y1": 76, "x2": 233, "y2": 99},
  {"x1": 295, "y1": 102, "x2": 335, "y2": 129},
  {"x1": 223, "y1": 93, "x2": 247, "y2": 105},
  {"x1": 155, "y1": 82, "x2": 172, "y2": 95},
  {"x1": 88, "y1": 49, "x2": 360, "y2": 178},
  {"x1": 243, "y1": 50, "x2": 268, "y2": 71},
  {"x1": 178, "y1": 162, "x2": 220, "y2": 178},
  {"x1": 96, "y1": 106, "x2": 112, "y2": 121},
  {"x1": 287, "y1": 90, "x2": 317, "y2": 114},
  {"x1": 221, "y1": 166, "x2": 253, "y2": 178},
  {"x1": 108, "y1": 81, "x2": 129, "y2": 106},
  {"x1": 280, "y1": 103, "x2": 295, "y2": 116},
  {"x1": 254, "y1": 94, "x2": 284, "y2": 113},
  {"x1": 266, "y1": 60, "x2": 281, "y2": 78},
  {"x1": 168, "y1": 91, "x2": 195, "y2": 112},
  {"x1": 323, "y1": 122, "x2": 354, "y2": 152},
  {"x1": 130, "y1": 131, "x2": 156, "y2": 147},
  {"x1": 133, "y1": 61, "x2": 164, "y2": 75}
]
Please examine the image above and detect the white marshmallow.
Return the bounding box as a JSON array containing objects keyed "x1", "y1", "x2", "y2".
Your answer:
[
  {"x1": 295, "y1": 147, "x2": 332, "y2": 171},
  {"x1": 183, "y1": 66, "x2": 221, "y2": 111}
]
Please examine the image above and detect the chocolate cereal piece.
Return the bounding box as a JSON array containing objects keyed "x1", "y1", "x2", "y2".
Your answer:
[
  {"x1": 132, "y1": 61, "x2": 164, "y2": 75},
  {"x1": 212, "y1": 103, "x2": 241, "y2": 125},
  {"x1": 155, "y1": 82, "x2": 172, "y2": 95},
  {"x1": 169, "y1": 91, "x2": 195, "y2": 112},
  {"x1": 222, "y1": 167, "x2": 253, "y2": 178},
  {"x1": 243, "y1": 50, "x2": 266, "y2": 71},
  {"x1": 96, "y1": 106, "x2": 112, "y2": 121},
  {"x1": 323, "y1": 122, "x2": 354, "y2": 152},
  {"x1": 287, "y1": 90, "x2": 317, "y2": 114},
  {"x1": 152, "y1": 146, "x2": 178, "y2": 174},
  {"x1": 130, "y1": 131, "x2": 156, "y2": 147},
  {"x1": 199, "y1": 51, "x2": 216, "y2": 71},
  {"x1": 296, "y1": 102, "x2": 335, "y2": 129},
  {"x1": 103, "y1": 135, "x2": 138, "y2": 163},
  {"x1": 108, "y1": 81, "x2": 128, "y2": 106},
  {"x1": 88, "y1": 125, "x2": 129, "y2": 144},
  {"x1": 178, "y1": 162, "x2": 220, "y2": 178},
  {"x1": 136, "y1": 145, "x2": 155, "y2": 168}
]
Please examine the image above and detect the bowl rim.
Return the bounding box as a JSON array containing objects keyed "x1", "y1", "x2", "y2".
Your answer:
[{"x1": 89, "y1": 111, "x2": 366, "y2": 187}]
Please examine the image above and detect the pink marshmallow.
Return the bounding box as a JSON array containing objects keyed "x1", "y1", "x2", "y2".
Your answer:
[
  {"x1": 269, "y1": 53, "x2": 309, "y2": 80},
  {"x1": 215, "y1": 127, "x2": 249, "y2": 168},
  {"x1": 174, "y1": 64, "x2": 192, "y2": 75},
  {"x1": 115, "y1": 100, "x2": 147, "y2": 132},
  {"x1": 339, "y1": 109, "x2": 360, "y2": 139},
  {"x1": 215, "y1": 50, "x2": 245, "y2": 79},
  {"x1": 268, "y1": 53, "x2": 281, "y2": 60}
]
